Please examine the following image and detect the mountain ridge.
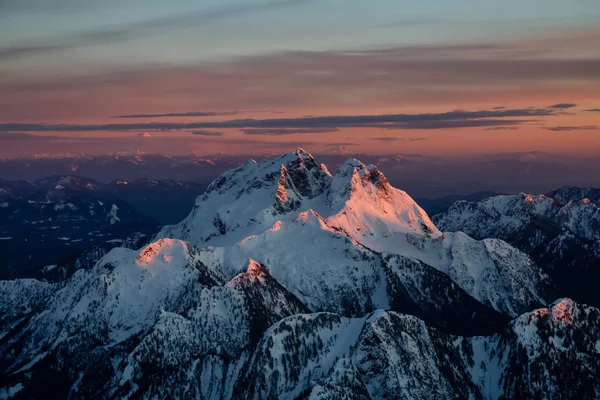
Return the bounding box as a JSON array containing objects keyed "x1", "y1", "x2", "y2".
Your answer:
[{"x1": 433, "y1": 187, "x2": 600, "y2": 307}]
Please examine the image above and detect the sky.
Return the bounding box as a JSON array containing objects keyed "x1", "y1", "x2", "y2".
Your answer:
[{"x1": 0, "y1": 0, "x2": 599, "y2": 158}]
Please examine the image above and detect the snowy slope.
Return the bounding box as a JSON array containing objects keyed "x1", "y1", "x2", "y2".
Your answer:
[{"x1": 433, "y1": 189, "x2": 600, "y2": 307}]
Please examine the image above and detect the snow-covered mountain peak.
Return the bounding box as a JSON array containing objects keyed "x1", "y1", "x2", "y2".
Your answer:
[
  {"x1": 329, "y1": 159, "x2": 388, "y2": 203},
  {"x1": 327, "y1": 158, "x2": 441, "y2": 242},
  {"x1": 511, "y1": 299, "x2": 598, "y2": 345},
  {"x1": 548, "y1": 298, "x2": 576, "y2": 325},
  {"x1": 159, "y1": 150, "x2": 440, "y2": 247},
  {"x1": 246, "y1": 259, "x2": 266, "y2": 277},
  {"x1": 101, "y1": 238, "x2": 223, "y2": 287},
  {"x1": 294, "y1": 209, "x2": 332, "y2": 231},
  {"x1": 338, "y1": 157, "x2": 365, "y2": 171},
  {"x1": 208, "y1": 148, "x2": 330, "y2": 204},
  {"x1": 135, "y1": 238, "x2": 192, "y2": 267}
]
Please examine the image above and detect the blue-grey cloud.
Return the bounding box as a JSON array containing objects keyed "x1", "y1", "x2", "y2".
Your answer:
[
  {"x1": 484, "y1": 126, "x2": 519, "y2": 131},
  {"x1": 377, "y1": 17, "x2": 457, "y2": 29},
  {"x1": 0, "y1": 132, "x2": 64, "y2": 140},
  {"x1": 543, "y1": 125, "x2": 598, "y2": 131},
  {"x1": 373, "y1": 137, "x2": 406, "y2": 142},
  {"x1": 584, "y1": 108, "x2": 600, "y2": 112},
  {"x1": 0, "y1": 0, "x2": 105, "y2": 12},
  {"x1": 0, "y1": 0, "x2": 309, "y2": 60},
  {"x1": 373, "y1": 137, "x2": 427, "y2": 142},
  {"x1": 0, "y1": 108, "x2": 557, "y2": 133},
  {"x1": 191, "y1": 130, "x2": 224, "y2": 136},
  {"x1": 548, "y1": 103, "x2": 577, "y2": 109},
  {"x1": 382, "y1": 119, "x2": 532, "y2": 130}
]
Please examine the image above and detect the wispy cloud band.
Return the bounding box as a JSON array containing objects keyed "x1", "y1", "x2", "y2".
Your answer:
[{"x1": 0, "y1": 107, "x2": 556, "y2": 133}]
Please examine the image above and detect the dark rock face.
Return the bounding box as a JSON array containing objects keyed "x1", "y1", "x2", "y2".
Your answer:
[{"x1": 383, "y1": 254, "x2": 510, "y2": 336}]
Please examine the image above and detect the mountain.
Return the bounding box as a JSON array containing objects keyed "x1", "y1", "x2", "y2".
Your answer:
[
  {"x1": 106, "y1": 178, "x2": 207, "y2": 224},
  {"x1": 19, "y1": 232, "x2": 152, "y2": 283},
  {"x1": 158, "y1": 150, "x2": 550, "y2": 317},
  {"x1": 0, "y1": 176, "x2": 159, "y2": 279},
  {"x1": 433, "y1": 187, "x2": 600, "y2": 307},
  {"x1": 0, "y1": 154, "x2": 237, "y2": 184},
  {"x1": 0, "y1": 176, "x2": 206, "y2": 279},
  {"x1": 1, "y1": 256, "x2": 597, "y2": 399},
  {"x1": 413, "y1": 191, "x2": 505, "y2": 215},
  {"x1": 547, "y1": 186, "x2": 600, "y2": 207},
  {"x1": 240, "y1": 299, "x2": 600, "y2": 400},
  {"x1": 1, "y1": 175, "x2": 207, "y2": 224},
  {"x1": 0, "y1": 149, "x2": 596, "y2": 399}
]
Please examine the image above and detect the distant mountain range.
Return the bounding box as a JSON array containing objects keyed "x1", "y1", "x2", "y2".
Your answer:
[
  {"x1": 1, "y1": 149, "x2": 599, "y2": 399},
  {"x1": 0, "y1": 153, "x2": 237, "y2": 183},
  {"x1": 1, "y1": 151, "x2": 598, "y2": 198},
  {"x1": 413, "y1": 191, "x2": 505, "y2": 216},
  {"x1": 0, "y1": 176, "x2": 206, "y2": 278}
]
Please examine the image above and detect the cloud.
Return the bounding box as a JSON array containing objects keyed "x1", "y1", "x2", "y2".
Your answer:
[
  {"x1": 0, "y1": 0, "x2": 101, "y2": 13},
  {"x1": 543, "y1": 125, "x2": 598, "y2": 131},
  {"x1": 373, "y1": 137, "x2": 425, "y2": 142},
  {"x1": 584, "y1": 108, "x2": 600, "y2": 112},
  {"x1": 0, "y1": 108, "x2": 553, "y2": 133},
  {"x1": 374, "y1": 137, "x2": 406, "y2": 142},
  {"x1": 0, "y1": 132, "x2": 64, "y2": 140},
  {"x1": 548, "y1": 103, "x2": 577, "y2": 109},
  {"x1": 118, "y1": 111, "x2": 238, "y2": 119},
  {"x1": 2, "y1": 28, "x2": 599, "y2": 123},
  {"x1": 484, "y1": 127, "x2": 519, "y2": 131},
  {"x1": 381, "y1": 119, "x2": 534, "y2": 130},
  {"x1": 377, "y1": 17, "x2": 455, "y2": 29},
  {"x1": 191, "y1": 130, "x2": 224, "y2": 136},
  {"x1": 0, "y1": 0, "x2": 309, "y2": 60},
  {"x1": 241, "y1": 128, "x2": 339, "y2": 135}
]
